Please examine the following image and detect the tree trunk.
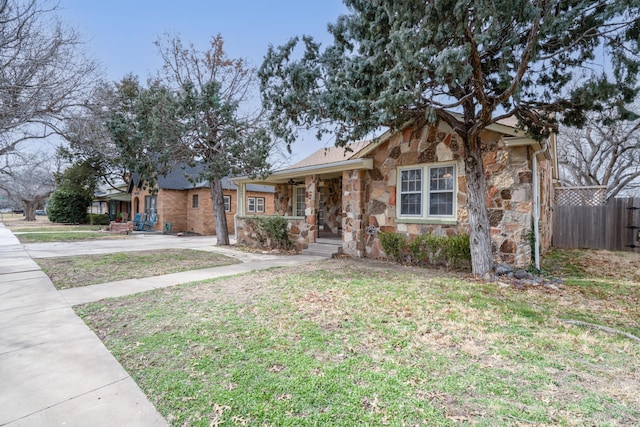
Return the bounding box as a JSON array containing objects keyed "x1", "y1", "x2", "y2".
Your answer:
[
  {"x1": 23, "y1": 202, "x2": 36, "y2": 221},
  {"x1": 462, "y1": 138, "x2": 494, "y2": 277},
  {"x1": 210, "y1": 179, "x2": 230, "y2": 245}
]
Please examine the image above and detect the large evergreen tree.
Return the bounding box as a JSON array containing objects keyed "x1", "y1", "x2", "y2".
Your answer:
[{"x1": 260, "y1": 0, "x2": 640, "y2": 276}]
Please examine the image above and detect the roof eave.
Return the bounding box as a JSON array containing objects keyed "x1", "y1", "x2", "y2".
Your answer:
[{"x1": 234, "y1": 158, "x2": 374, "y2": 184}]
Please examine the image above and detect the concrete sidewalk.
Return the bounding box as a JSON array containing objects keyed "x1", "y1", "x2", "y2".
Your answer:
[
  {"x1": 1, "y1": 226, "x2": 325, "y2": 426},
  {"x1": 0, "y1": 224, "x2": 168, "y2": 426},
  {"x1": 60, "y1": 252, "x2": 324, "y2": 306}
]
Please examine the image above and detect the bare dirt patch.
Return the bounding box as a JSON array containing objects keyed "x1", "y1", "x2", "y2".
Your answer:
[{"x1": 545, "y1": 248, "x2": 640, "y2": 281}]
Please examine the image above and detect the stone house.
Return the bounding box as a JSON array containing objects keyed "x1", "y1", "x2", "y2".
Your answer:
[
  {"x1": 128, "y1": 165, "x2": 275, "y2": 235},
  {"x1": 234, "y1": 119, "x2": 557, "y2": 268}
]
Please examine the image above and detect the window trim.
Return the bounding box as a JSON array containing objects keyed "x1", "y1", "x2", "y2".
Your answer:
[
  {"x1": 247, "y1": 197, "x2": 256, "y2": 213},
  {"x1": 223, "y1": 195, "x2": 231, "y2": 212},
  {"x1": 396, "y1": 162, "x2": 457, "y2": 222},
  {"x1": 255, "y1": 197, "x2": 265, "y2": 213},
  {"x1": 398, "y1": 167, "x2": 424, "y2": 217}
]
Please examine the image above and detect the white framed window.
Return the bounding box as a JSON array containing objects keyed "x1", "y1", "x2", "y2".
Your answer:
[
  {"x1": 397, "y1": 163, "x2": 456, "y2": 220},
  {"x1": 248, "y1": 197, "x2": 256, "y2": 213},
  {"x1": 255, "y1": 197, "x2": 265, "y2": 213},
  {"x1": 429, "y1": 165, "x2": 455, "y2": 216},
  {"x1": 223, "y1": 195, "x2": 231, "y2": 212},
  {"x1": 295, "y1": 186, "x2": 306, "y2": 216},
  {"x1": 399, "y1": 168, "x2": 423, "y2": 216}
]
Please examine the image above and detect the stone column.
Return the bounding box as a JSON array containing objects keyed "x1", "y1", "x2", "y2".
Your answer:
[
  {"x1": 237, "y1": 182, "x2": 246, "y2": 217},
  {"x1": 342, "y1": 169, "x2": 366, "y2": 257},
  {"x1": 305, "y1": 175, "x2": 318, "y2": 243}
]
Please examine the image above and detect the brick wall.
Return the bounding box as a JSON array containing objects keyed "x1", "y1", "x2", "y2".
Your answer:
[{"x1": 134, "y1": 185, "x2": 275, "y2": 235}]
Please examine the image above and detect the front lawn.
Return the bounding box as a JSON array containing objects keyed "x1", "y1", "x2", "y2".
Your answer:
[
  {"x1": 11, "y1": 223, "x2": 127, "y2": 243},
  {"x1": 37, "y1": 249, "x2": 241, "y2": 289},
  {"x1": 77, "y1": 251, "x2": 640, "y2": 426}
]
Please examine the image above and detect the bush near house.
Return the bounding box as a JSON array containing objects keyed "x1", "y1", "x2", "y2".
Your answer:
[
  {"x1": 381, "y1": 232, "x2": 471, "y2": 269},
  {"x1": 88, "y1": 213, "x2": 111, "y2": 226},
  {"x1": 378, "y1": 232, "x2": 406, "y2": 262}
]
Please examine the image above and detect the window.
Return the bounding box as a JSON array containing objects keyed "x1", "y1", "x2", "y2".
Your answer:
[
  {"x1": 397, "y1": 164, "x2": 456, "y2": 220},
  {"x1": 255, "y1": 197, "x2": 265, "y2": 213},
  {"x1": 295, "y1": 186, "x2": 306, "y2": 216},
  {"x1": 429, "y1": 166, "x2": 455, "y2": 216},
  {"x1": 400, "y1": 168, "x2": 423, "y2": 216},
  {"x1": 192, "y1": 194, "x2": 199, "y2": 208},
  {"x1": 224, "y1": 195, "x2": 231, "y2": 212},
  {"x1": 248, "y1": 197, "x2": 264, "y2": 213}
]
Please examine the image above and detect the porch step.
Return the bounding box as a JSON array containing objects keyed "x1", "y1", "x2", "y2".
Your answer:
[{"x1": 303, "y1": 241, "x2": 342, "y2": 258}]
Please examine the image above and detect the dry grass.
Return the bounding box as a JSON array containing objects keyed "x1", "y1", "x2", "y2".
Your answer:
[
  {"x1": 36, "y1": 249, "x2": 241, "y2": 289},
  {"x1": 78, "y1": 253, "x2": 640, "y2": 426}
]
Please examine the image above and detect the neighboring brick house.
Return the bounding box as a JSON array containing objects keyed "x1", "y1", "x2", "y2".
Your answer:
[
  {"x1": 129, "y1": 165, "x2": 275, "y2": 235},
  {"x1": 234, "y1": 119, "x2": 557, "y2": 268}
]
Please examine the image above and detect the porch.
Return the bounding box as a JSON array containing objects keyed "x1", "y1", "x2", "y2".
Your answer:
[{"x1": 233, "y1": 150, "x2": 373, "y2": 255}]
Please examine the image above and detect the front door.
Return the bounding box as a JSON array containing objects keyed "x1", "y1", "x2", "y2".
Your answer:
[{"x1": 108, "y1": 200, "x2": 117, "y2": 221}]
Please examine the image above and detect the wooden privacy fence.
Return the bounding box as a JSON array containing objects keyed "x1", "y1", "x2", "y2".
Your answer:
[{"x1": 553, "y1": 190, "x2": 640, "y2": 252}]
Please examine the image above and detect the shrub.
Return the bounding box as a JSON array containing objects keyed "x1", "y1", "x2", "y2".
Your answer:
[
  {"x1": 46, "y1": 190, "x2": 91, "y2": 224},
  {"x1": 379, "y1": 232, "x2": 406, "y2": 261},
  {"x1": 443, "y1": 234, "x2": 471, "y2": 269},
  {"x1": 89, "y1": 213, "x2": 111, "y2": 226},
  {"x1": 396, "y1": 232, "x2": 471, "y2": 270},
  {"x1": 408, "y1": 233, "x2": 446, "y2": 265},
  {"x1": 244, "y1": 216, "x2": 292, "y2": 250}
]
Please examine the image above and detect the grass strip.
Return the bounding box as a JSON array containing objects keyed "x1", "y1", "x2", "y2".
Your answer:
[{"x1": 37, "y1": 249, "x2": 241, "y2": 289}]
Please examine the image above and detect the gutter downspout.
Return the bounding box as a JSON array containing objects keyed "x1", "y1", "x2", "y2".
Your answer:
[{"x1": 532, "y1": 142, "x2": 547, "y2": 270}]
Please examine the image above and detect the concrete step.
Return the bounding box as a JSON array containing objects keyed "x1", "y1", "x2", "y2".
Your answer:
[{"x1": 303, "y1": 241, "x2": 341, "y2": 258}]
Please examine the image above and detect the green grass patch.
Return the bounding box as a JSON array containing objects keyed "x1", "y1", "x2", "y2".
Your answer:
[
  {"x1": 10, "y1": 225, "x2": 104, "y2": 232},
  {"x1": 14, "y1": 231, "x2": 126, "y2": 243},
  {"x1": 77, "y1": 257, "x2": 640, "y2": 426},
  {"x1": 37, "y1": 249, "x2": 241, "y2": 289}
]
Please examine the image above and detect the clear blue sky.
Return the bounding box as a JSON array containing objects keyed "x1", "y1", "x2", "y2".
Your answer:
[{"x1": 58, "y1": 0, "x2": 349, "y2": 162}]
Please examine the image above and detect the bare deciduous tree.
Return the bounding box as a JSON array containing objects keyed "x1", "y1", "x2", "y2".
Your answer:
[
  {"x1": 62, "y1": 82, "x2": 127, "y2": 188},
  {"x1": 0, "y1": 0, "x2": 100, "y2": 171},
  {"x1": 0, "y1": 153, "x2": 56, "y2": 220},
  {"x1": 559, "y1": 108, "x2": 640, "y2": 200}
]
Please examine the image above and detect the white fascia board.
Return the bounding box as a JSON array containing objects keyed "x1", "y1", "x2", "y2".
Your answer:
[{"x1": 234, "y1": 158, "x2": 374, "y2": 184}]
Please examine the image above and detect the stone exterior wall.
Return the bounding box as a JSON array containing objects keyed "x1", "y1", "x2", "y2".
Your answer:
[
  {"x1": 275, "y1": 183, "x2": 291, "y2": 215},
  {"x1": 342, "y1": 169, "x2": 367, "y2": 257},
  {"x1": 317, "y1": 178, "x2": 342, "y2": 235},
  {"x1": 304, "y1": 175, "x2": 318, "y2": 240},
  {"x1": 356, "y1": 122, "x2": 541, "y2": 267},
  {"x1": 235, "y1": 216, "x2": 312, "y2": 251}
]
